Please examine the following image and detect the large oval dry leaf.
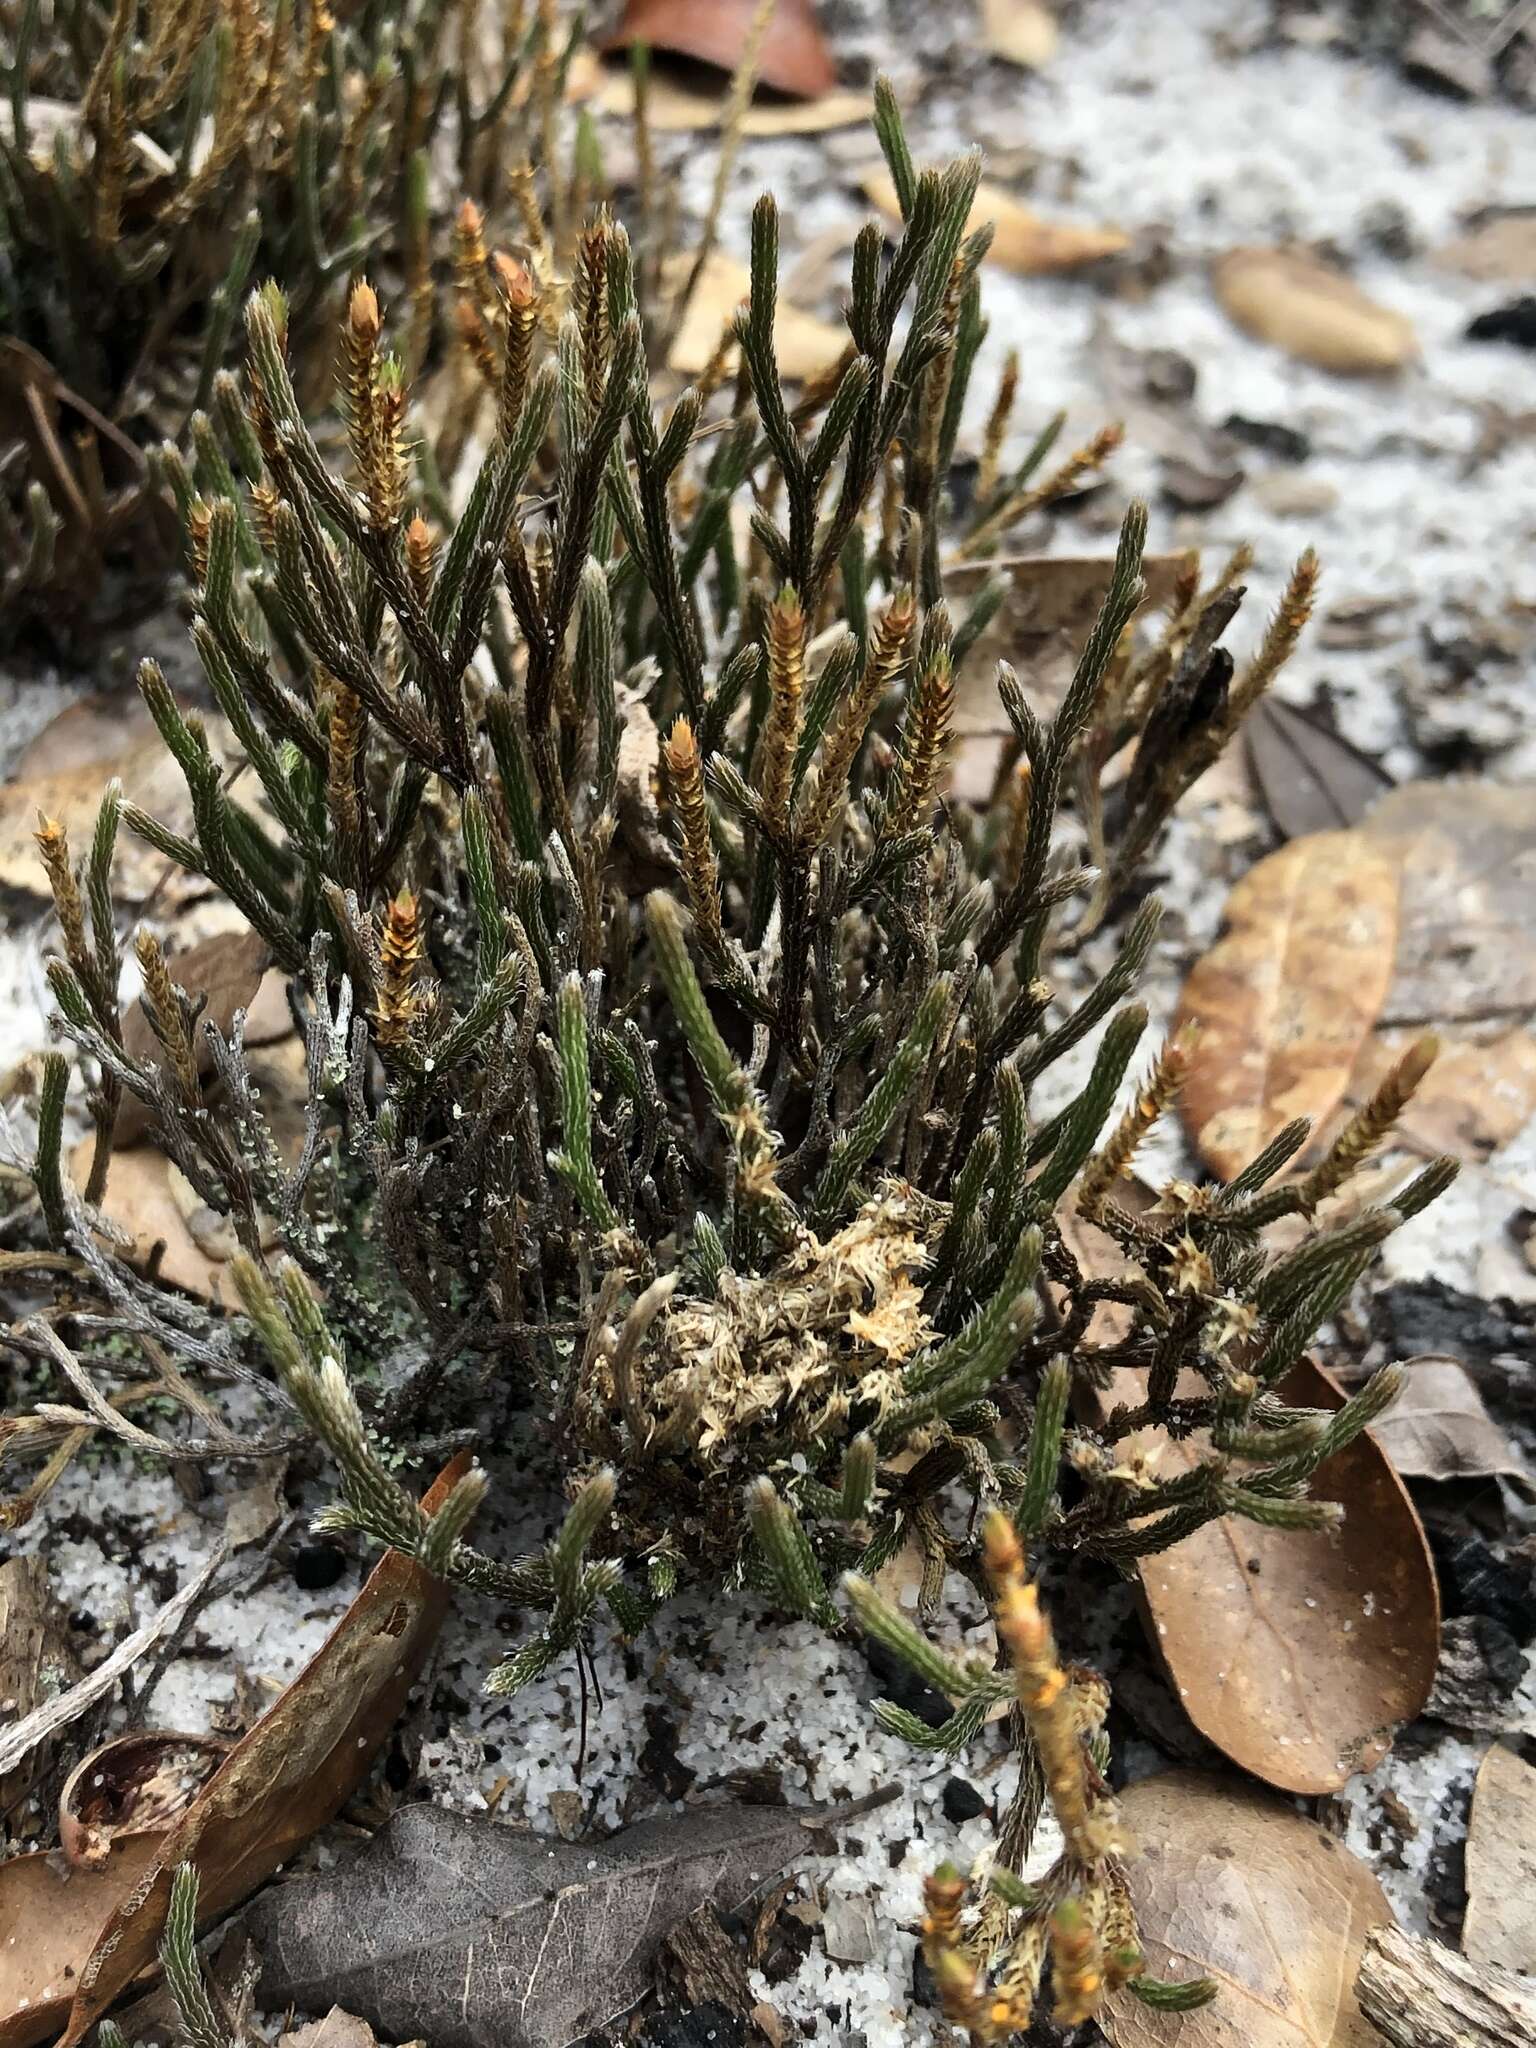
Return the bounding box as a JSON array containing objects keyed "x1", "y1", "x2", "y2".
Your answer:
[
  {"x1": 862, "y1": 169, "x2": 1127, "y2": 275},
  {"x1": 601, "y1": 0, "x2": 837, "y2": 99},
  {"x1": 1463, "y1": 1742, "x2": 1536, "y2": 1974},
  {"x1": 1134, "y1": 1357, "x2": 1438, "y2": 1795},
  {"x1": 1176, "y1": 831, "x2": 1400, "y2": 1181},
  {"x1": 1214, "y1": 248, "x2": 1417, "y2": 374},
  {"x1": 1103, "y1": 1771, "x2": 1391, "y2": 2048},
  {"x1": 49, "y1": 1454, "x2": 470, "y2": 2048}
]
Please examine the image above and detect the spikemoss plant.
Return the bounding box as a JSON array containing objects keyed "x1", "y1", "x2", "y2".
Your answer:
[
  {"x1": 13, "y1": 87, "x2": 1455, "y2": 2032},
  {"x1": 0, "y1": 0, "x2": 586, "y2": 640}
]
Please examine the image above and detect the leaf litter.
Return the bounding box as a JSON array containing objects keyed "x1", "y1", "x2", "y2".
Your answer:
[
  {"x1": 1104, "y1": 1772, "x2": 1391, "y2": 2048},
  {"x1": 0, "y1": 1457, "x2": 466, "y2": 2048},
  {"x1": 248, "y1": 1792, "x2": 893, "y2": 2048}
]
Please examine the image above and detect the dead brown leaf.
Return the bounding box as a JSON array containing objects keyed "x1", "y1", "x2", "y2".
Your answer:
[
  {"x1": 595, "y1": 69, "x2": 870, "y2": 134},
  {"x1": 1356, "y1": 782, "x2": 1536, "y2": 1029},
  {"x1": 665, "y1": 250, "x2": 847, "y2": 383},
  {"x1": 0, "y1": 694, "x2": 202, "y2": 905},
  {"x1": 1463, "y1": 1743, "x2": 1536, "y2": 1975},
  {"x1": 1213, "y1": 248, "x2": 1417, "y2": 374},
  {"x1": 862, "y1": 168, "x2": 1128, "y2": 275},
  {"x1": 58, "y1": 1732, "x2": 231, "y2": 1870},
  {"x1": 981, "y1": 0, "x2": 1058, "y2": 66},
  {"x1": 601, "y1": 0, "x2": 837, "y2": 99},
  {"x1": 1176, "y1": 831, "x2": 1401, "y2": 1180},
  {"x1": 1244, "y1": 697, "x2": 1393, "y2": 841},
  {"x1": 46, "y1": 1453, "x2": 470, "y2": 2048},
  {"x1": 1129, "y1": 1356, "x2": 1438, "y2": 1795},
  {"x1": 1103, "y1": 1771, "x2": 1391, "y2": 2047},
  {"x1": 1370, "y1": 1356, "x2": 1531, "y2": 1486},
  {"x1": 0, "y1": 1838, "x2": 166, "y2": 2048}
]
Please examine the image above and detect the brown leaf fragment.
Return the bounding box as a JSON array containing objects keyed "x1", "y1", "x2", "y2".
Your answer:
[
  {"x1": 1463, "y1": 1743, "x2": 1536, "y2": 1976},
  {"x1": 862, "y1": 168, "x2": 1128, "y2": 275},
  {"x1": 601, "y1": 0, "x2": 838, "y2": 100},
  {"x1": 0, "y1": 1557, "x2": 81, "y2": 1839},
  {"x1": 1132, "y1": 1358, "x2": 1439, "y2": 1795},
  {"x1": 0, "y1": 1838, "x2": 165, "y2": 2048},
  {"x1": 594, "y1": 68, "x2": 869, "y2": 133},
  {"x1": 54, "y1": 1454, "x2": 471, "y2": 2048},
  {"x1": 0, "y1": 694, "x2": 205, "y2": 905},
  {"x1": 665, "y1": 250, "x2": 847, "y2": 383},
  {"x1": 1213, "y1": 248, "x2": 1418, "y2": 373},
  {"x1": 981, "y1": 0, "x2": 1058, "y2": 67},
  {"x1": 282, "y1": 2009, "x2": 417, "y2": 2048},
  {"x1": 1102, "y1": 1771, "x2": 1391, "y2": 2048},
  {"x1": 1340, "y1": 1028, "x2": 1536, "y2": 1168},
  {"x1": 1176, "y1": 830, "x2": 1400, "y2": 1180},
  {"x1": 1244, "y1": 696, "x2": 1393, "y2": 840},
  {"x1": 247, "y1": 1791, "x2": 893, "y2": 2048},
  {"x1": 1370, "y1": 1357, "x2": 1531, "y2": 1486},
  {"x1": 1358, "y1": 1922, "x2": 1536, "y2": 2048},
  {"x1": 1356, "y1": 782, "x2": 1536, "y2": 1029}
]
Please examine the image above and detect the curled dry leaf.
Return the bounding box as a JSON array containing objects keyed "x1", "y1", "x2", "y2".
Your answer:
[
  {"x1": 248, "y1": 1792, "x2": 893, "y2": 2048},
  {"x1": 1176, "y1": 830, "x2": 1400, "y2": 1181},
  {"x1": 601, "y1": 0, "x2": 837, "y2": 100},
  {"x1": 981, "y1": 0, "x2": 1058, "y2": 67},
  {"x1": 0, "y1": 1454, "x2": 471, "y2": 2048},
  {"x1": 1369, "y1": 1356, "x2": 1532, "y2": 1487},
  {"x1": 1463, "y1": 1742, "x2": 1536, "y2": 1976},
  {"x1": 862, "y1": 168, "x2": 1128, "y2": 275},
  {"x1": 665, "y1": 250, "x2": 847, "y2": 383},
  {"x1": 1131, "y1": 1356, "x2": 1439, "y2": 1795},
  {"x1": 59, "y1": 1732, "x2": 231, "y2": 1869},
  {"x1": 1214, "y1": 248, "x2": 1418, "y2": 374},
  {"x1": 1103, "y1": 1771, "x2": 1391, "y2": 2048}
]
